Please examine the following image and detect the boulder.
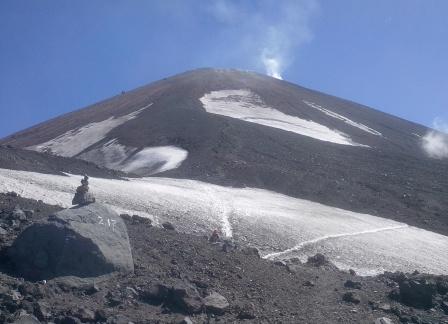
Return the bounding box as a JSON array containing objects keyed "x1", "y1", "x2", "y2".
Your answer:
[
  {"x1": 141, "y1": 282, "x2": 203, "y2": 314},
  {"x1": 9, "y1": 203, "x2": 133, "y2": 280},
  {"x1": 398, "y1": 278, "x2": 436, "y2": 309},
  {"x1": 377, "y1": 303, "x2": 392, "y2": 312},
  {"x1": 203, "y1": 292, "x2": 229, "y2": 315},
  {"x1": 241, "y1": 247, "x2": 261, "y2": 258},
  {"x1": 141, "y1": 283, "x2": 170, "y2": 304},
  {"x1": 171, "y1": 284, "x2": 203, "y2": 314},
  {"x1": 237, "y1": 302, "x2": 256, "y2": 319},
  {"x1": 11, "y1": 206, "x2": 27, "y2": 222},
  {"x1": 344, "y1": 280, "x2": 362, "y2": 289},
  {"x1": 441, "y1": 301, "x2": 448, "y2": 314},
  {"x1": 306, "y1": 253, "x2": 330, "y2": 267}
]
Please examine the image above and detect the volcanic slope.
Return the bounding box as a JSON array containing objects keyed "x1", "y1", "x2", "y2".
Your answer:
[{"x1": 1, "y1": 68, "x2": 448, "y2": 236}]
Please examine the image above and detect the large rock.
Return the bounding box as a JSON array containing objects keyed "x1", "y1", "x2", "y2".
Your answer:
[
  {"x1": 398, "y1": 278, "x2": 436, "y2": 309},
  {"x1": 9, "y1": 203, "x2": 133, "y2": 280}
]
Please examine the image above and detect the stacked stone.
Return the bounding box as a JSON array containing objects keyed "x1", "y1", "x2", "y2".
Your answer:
[{"x1": 72, "y1": 175, "x2": 96, "y2": 206}]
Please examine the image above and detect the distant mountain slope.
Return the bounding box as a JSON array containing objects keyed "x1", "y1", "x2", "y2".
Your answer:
[{"x1": 1, "y1": 68, "x2": 447, "y2": 235}]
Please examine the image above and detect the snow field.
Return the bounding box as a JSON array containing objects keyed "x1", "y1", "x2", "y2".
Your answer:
[
  {"x1": 26, "y1": 103, "x2": 188, "y2": 175},
  {"x1": 1, "y1": 168, "x2": 448, "y2": 276},
  {"x1": 28, "y1": 105, "x2": 152, "y2": 157},
  {"x1": 200, "y1": 89, "x2": 366, "y2": 146}
]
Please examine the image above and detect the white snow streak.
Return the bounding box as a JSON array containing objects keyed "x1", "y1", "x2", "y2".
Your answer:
[
  {"x1": 264, "y1": 224, "x2": 408, "y2": 259},
  {"x1": 303, "y1": 100, "x2": 382, "y2": 136},
  {"x1": 200, "y1": 90, "x2": 366, "y2": 146},
  {"x1": 1, "y1": 168, "x2": 448, "y2": 276},
  {"x1": 28, "y1": 104, "x2": 152, "y2": 157}
]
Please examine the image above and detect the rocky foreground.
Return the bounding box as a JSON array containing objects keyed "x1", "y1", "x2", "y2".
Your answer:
[{"x1": 0, "y1": 192, "x2": 447, "y2": 324}]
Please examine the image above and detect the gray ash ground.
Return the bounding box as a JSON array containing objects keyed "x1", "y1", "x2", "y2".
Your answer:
[{"x1": 1, "y1": 194, "x2": 447, "y2": 323}]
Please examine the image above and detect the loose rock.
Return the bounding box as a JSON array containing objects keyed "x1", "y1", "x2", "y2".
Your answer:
[
  {"x1": 203, "y1": 292, "x2": 229, "y2": 315},
  {"x1": 343, "y1": 291, "x2": 361, "y2": 304},
  {"x1": 374, "y1": 317, "x2": 394, "y2": 324},
  {"x1": 162, "y1": 222, "x2": 175, "y2": 231}
]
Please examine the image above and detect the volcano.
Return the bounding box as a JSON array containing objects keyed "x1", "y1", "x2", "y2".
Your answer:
[{"x1": 1, "y1": 68, "x2": 447, "y2": 276}]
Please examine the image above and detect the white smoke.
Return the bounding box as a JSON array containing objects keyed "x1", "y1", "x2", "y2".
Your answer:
[
  {"x1": 209, "y1": 0, "x2": 318, "y2": 79},
  {"x1": 262, "y1": 54, "x2": 283, "y2": 80},
  {"x1": 422, "y1": 117, "x2": 448, "y2": 159}
]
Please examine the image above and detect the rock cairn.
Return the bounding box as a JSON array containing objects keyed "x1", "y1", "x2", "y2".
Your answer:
[{"x1": 72, "y1": 175, "x2": 95, "y2": 206}]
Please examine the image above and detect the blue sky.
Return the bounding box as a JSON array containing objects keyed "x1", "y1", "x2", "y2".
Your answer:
[{"x1": 1, "y1": 0, "x2": 447, "y2": 138}]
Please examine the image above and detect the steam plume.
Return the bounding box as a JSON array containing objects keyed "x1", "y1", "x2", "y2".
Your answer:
[
  {"x1": 422, "y1": 117, "x2": 448, "y2": 159},
  {"x1": 209, "y1": 0, "x2": 318, "y2": 79}
]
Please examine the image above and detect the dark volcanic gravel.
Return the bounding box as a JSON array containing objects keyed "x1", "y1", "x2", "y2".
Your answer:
[
  {"x1": 0, "y1": 146, "x2": 126, "y2": 179},
  {"x1": 1, "y1": 195, "x2": 447, "y2": 323}
]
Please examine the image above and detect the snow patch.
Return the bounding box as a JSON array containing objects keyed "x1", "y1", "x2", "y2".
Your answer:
[
  {"x1": 200, "y1": 90, "x2": 366, "y2": 146},
  {"x1": 28, "y1": 104, "x2": 152, "y2": 157},
  {"x1": 79, "y1": 139, "x2": 135, "y2": 170},
  {"x1": 79, "y1": 139, "x2": 188, "y2": 176},
  {"x1": 1, "y1": 168, "x2": 448, "y2": 276},
  {"x1": 121, "y1": 146, "x2": 188, "y2": 175},
  {"x1": 303, "y1": 100, "x2": 382, "y2": 136}
]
